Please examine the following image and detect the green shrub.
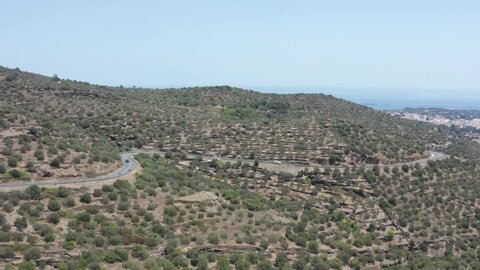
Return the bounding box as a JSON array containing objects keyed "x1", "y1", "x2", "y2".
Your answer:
[
  {"x1": 18, "y1": 261, "x2": 36, "y2": 270},
  {"x1": 131, "y1": 245, "x2": 149, "y2": 260},
  {"x1": 47, "y1": 213, "x2": 61, "y2": 224},
  {"x1": 62, "y1": 241, "x2": 75, "y2": 250},
  {"x1": 217, "y1": 256, "x2": 232, "y2": 270},
  {"x1": 8, "y1": 169, "x2": 22, "y2": 178},
  {"x1": 56, "y1": 187, "x2": 70, "y2": 198},
  {"x1": 14, "y1": 217, "x2": 28, "y2": 231},
  {"x1": 0, "y1": 246, "x2": 15, "y2": 259},
  {"x1": 308, "y1": 240, "x2": 319, "y2": 254},
  {"x1": 49, "y1": 158, "x2": 61, "y2": 168},
  {"x1": 23, "y1": 247, "x2": 41, "y2": 261},
  {"x1": 104, "y1": 247, "x2": 129, "y2": 263},
  {"x1": 207, "y1": 232, "x2": 219, "y2": 245},
  {"x1": 48, "y1": 199, "x2": 62, "y2": 211},
  {"x1": 7, "y1": 156, "x2": 18, "y2": 167},
  {"x1": 80, "y1": 193, "x2": 92, "y2": 204},
  {"x1": 0, "y1": 163, "x2": 6, "y2": 174}
]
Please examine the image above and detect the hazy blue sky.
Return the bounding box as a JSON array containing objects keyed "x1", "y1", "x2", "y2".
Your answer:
[{"x1": 1, "y1": 1, "x2": 479, "y2": 91}]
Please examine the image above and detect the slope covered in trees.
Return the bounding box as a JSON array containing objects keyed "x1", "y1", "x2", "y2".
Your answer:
[
  {"x1": 1, "y1": 66, "x2": 465, "y2": 181},
  {"x1": 0, "y1": 66, "x2": 479, "y2": 269}
]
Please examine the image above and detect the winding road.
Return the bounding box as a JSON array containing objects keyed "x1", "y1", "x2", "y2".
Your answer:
[
  {"x1": 0, "y1": 153, "x2": 140, "y2": 189},
  {"x1": 0, "y1": 151, "x2": 447, "y2": 189}
]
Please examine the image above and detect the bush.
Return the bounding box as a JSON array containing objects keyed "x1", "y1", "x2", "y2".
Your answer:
[
  {"x1": 102, "y1": 185, "x2": 114, "y2": 192},
  {"x1": 114, "y1": 179, "x2": 132, "y2": 194},
  {"x1": 310, "y1": 256, "x2": 329, "y2": 270},
  {"x1": 65, "y1": 231, "x2": 78, "y2": 242},
  {"x1": 217, "y1": 256, "x2": 232, "y2": 270},
  {"x1": 0, "y1": 163, "x2": 6, "y2": 174},
  {"x1": 145, "y1": 234, "x2": 159, "y2": 248},
  {"x1": 196, "y1": 254, "x2": 209, "y2": 270},
  {"x1": 56, "y1": 187, "x2": 70, "y2": 198},
  {"x1": 3, "y1": 203, "x2": 14, "y2": 213},
  {"x1": 386, "y1": 229, "x2": 395, "y2": 241},
  {"x1": 131, "y1": 245, "x2": 149, "y2": 260},
  {"x1": 48, "y1": 199, "x2": 62, "y2": 211},
  {"x1": 47, "y1": 213, "x2": 61, "y2": 224},
  {"x1": 23, "y1": 247, "x2": 42, "y2": 261},
  {"x1": 0, "y1": 247, "x2": 15, "y2": 259},
  {"x1": 14, "y1": 217, "x2": 28, "y2": 231},
  {"x1": 63, "y1": 241, "x2": 75, "y2": 251},
  {"x1": 24, "y1": 185, "x2": 41, "y2": 200},
  {"x1": 94, "y1": 236, "x2": 105, "y2": 247},
  {"x1": 8, "y1": 169, "x2": 22, "y2": 178},
  {"x1": 18, "y1": 261, "x2": 36, "y2": 270},
  {"x1": 34, "y1": 150, "x2": 45, "y2": 161},
  {"x1": 64, "y1": 197, "x2": 76, "y2": 207},
  {"x1": 275, "y1": 252, "x2": 289, "y2": 268},
  {"x1": 26, "y1": 161, "x2": 35, "y2": 173},
  {"x1": 104, "y1": 247, "x2": 129, "y2": 263},
  {"x1": 152, "y1": 223, "x2": 166, "y2": 237},
  {"x1": 235, "y1": 259, "x2": 251, "y2": 270},
  {"x1": 44, "y1": 231, "x2": 55, "y2": 242},
  {"x1": 0, "y1": 232, "x2": 11, "y2": 242},
  {"x1": 93, "y1": 189, "x2": 103, "y2": 197},
  {"x1": 257, "y1": 259, "x2": 273, "y2": 270},
  {"x1": 7, "y1": 156, "x2": 18, "y2": 167},
  {"x1": 308, "y1": 240, "x2": 319, "y2": 254},
  {"x1": 0, "y1": 214, "x2": 5, "y2": 226},
  {"x1": 49, "y1": 158, "x2": 61, "y2": 168},
  {"x1": 207, "y1": 232, "x2": 219, "y2": 245},
  {"x1": 77, "y1": 212, "x2": 91, "y2": 222},
  {"x1": 80, "y1": 193, "x2": 92, "y2": 204},
  {"x1": 260, "y1": 239, "x2": 269, "y2": 250}
]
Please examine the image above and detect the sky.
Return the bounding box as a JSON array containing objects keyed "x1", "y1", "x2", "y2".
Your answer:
[{"x1": 1, "y1": 1, "x2": 479, "y2": 94}]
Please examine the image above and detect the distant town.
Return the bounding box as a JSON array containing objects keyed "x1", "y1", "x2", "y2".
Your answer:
[{"x1": 391, "y1": 108, "x2": 480, "y2": 130}]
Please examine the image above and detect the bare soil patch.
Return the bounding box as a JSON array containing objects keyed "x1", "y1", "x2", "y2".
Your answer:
[{"x1": 175, "y1": 191, "x2": 219, "y2": 203}]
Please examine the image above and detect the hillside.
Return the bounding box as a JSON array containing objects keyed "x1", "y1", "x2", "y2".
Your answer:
[
  {"x1": 0, "y1": 67, "x2": 455, "y2": 180},
  {"x1": 0, "y1": 67, "x2": 479, "y2": 269}
]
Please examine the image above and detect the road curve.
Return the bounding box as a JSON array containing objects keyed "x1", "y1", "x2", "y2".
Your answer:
[
  {"x1": 0, "y1": 151, "x2": 447, "y2": 189},
  {"x1": 0, "y1": 153, "x2": 140, "y2": 189}
]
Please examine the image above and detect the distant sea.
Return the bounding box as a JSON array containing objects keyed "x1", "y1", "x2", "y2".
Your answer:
[{"x1": 245, "y1": 87, "x2": 480, "y2": 111}]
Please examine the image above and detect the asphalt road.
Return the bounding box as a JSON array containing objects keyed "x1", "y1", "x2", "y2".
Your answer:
[
  {"x1": 0, "y1": 151, "x2": 447, "y2": 189},
  {"x1": 0, "y1": 153, "x2": 139, "y2": 189}
]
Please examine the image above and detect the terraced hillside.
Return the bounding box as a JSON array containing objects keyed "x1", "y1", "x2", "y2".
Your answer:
[
  {"x1": 0, "y1": 67, "x2": 479, "y2": 270},
  {"x1": 0, "y1": 67, "x2": 454, "y2": 181}
]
